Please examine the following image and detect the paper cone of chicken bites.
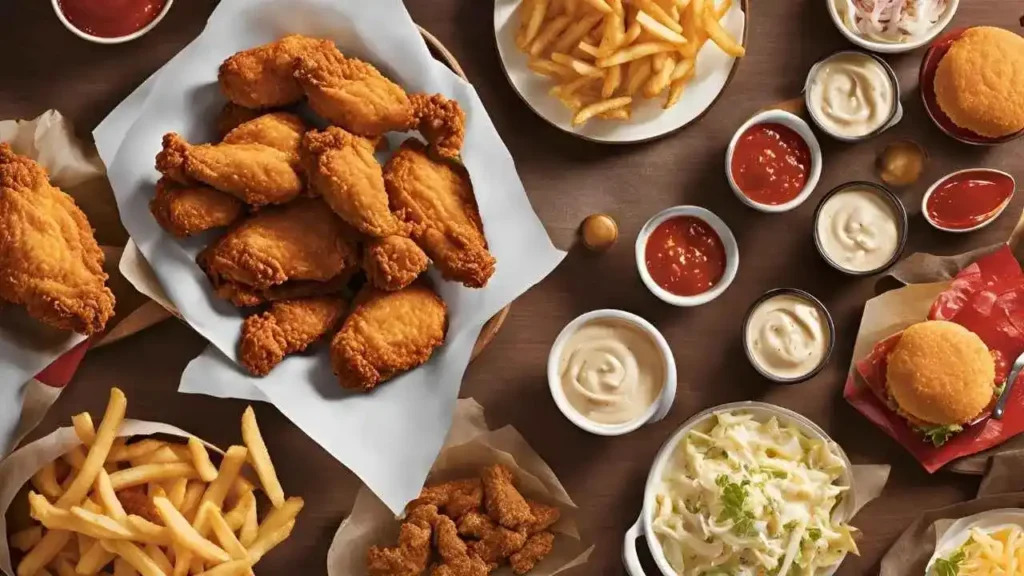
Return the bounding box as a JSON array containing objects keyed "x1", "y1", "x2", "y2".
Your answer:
[
  {"x1": 0, "y1": 388, "x2": 302, "y2": 576},
  {"x1": 327, "y1": 399, "x2": 593, "y2": 576}
]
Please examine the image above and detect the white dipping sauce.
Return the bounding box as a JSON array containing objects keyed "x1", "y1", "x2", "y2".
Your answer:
[
  {"x1": 746, "y1": 295, "x2": 830, "y2": 379},
  {"x1": 816, "y1": 187, "x2": 900, "y2": 273},
  {"x1": 808, "y1": 52, "x2": 895, "y2": 138}
]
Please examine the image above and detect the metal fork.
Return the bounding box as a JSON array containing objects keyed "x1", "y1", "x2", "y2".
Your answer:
[{"x1": 993, "y1": 351, "x2": 1024, "y2": 419}]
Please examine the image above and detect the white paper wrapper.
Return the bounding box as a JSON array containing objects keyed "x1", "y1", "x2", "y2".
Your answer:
[
  {"x1": 327, "y1": 399, "x2": 593, "y2": 575},
  {"x1": 93, "y1": 0, "x2": 566, "y2": 513}
]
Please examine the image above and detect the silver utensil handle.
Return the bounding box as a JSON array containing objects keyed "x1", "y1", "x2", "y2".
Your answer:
[{"x1": 994, "y1": 364, "x2": 1024, "y2": 420}]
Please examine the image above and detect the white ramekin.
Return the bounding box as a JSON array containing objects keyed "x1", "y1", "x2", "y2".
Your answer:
[
  {"x1": 52, "y1": 0, "x2": 174, "y2": 44},
  {"x1": 827, "y1": 0, "x2": 960, "y2": 54},
  {"x1": 726, "y1": 110, "x2": 823, "y2": 213},
  {"x1": 804, "y1": 50, "x2": 904, "y2": 143},
  {"x1": 636, "y1": 206, "x2": 740, "y2": 307},
  {"x1": 922, "y1": 168, "x2": 1017, "y2": 234},
  {"x1": 547, "y1": 310, "x2": 677, "y2": 436},
  {"x1": 623, "y1": 401, "x2": 857, "y2": 576}
]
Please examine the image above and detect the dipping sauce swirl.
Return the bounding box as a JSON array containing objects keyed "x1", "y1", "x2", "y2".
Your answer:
[
  {"x1": 808, "y1": 52, "x2": 895, "y2": 139},
  {"x1": 745, "y1": 295, "x2": 830, "y2": 380},
  {"x1": 731, "y1": 123, "x2": 812, "y2": 206},
  {"x1": 816, "y1": 186, "x2": 900, "y2": 273},
  {"x1": 926, "y1": 170, "x2": 1015, "y2": 230},
  {"x1": 558, "y1": 318, "x2": 665, "y2": 425},
  {"x1": 644, "y1": 216, "x2": 726, "y2": 296}
]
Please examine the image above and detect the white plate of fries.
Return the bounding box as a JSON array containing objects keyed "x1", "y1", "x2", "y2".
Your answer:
[{"x1": 495, "y1": 0, "x2": 747, "y2": 143}]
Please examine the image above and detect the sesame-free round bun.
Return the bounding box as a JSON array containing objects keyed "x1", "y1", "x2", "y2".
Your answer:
[
  {"x1": 886, "y1": 321, "x2": 995, "y2": 427},
  {"x1": 934, "y1": 27, "x2": 1024, "y2": 138}
]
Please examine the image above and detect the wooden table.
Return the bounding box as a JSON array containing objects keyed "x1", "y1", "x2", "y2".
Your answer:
[{"x1": 3, "y1": 1, "x2": 1023, "y2": 574}]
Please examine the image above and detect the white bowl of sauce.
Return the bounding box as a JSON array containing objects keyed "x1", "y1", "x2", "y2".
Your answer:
[
  {"x1": 636, "y1": 206, "x2": 740, "y2": 307},
  {"x1": 726, "y1": 110, "x2": 822, "y2": 213},
  {"x1": 827, "y1": 0, "x2": 959, "y2": 54},
  {"x1": 922, "y1": 169, "x2": 1016, "y2": 233},
  {"x1": 813, "y1": 181, "x2": 908, "y2": 276},
  {"x1": 53, "y1": 0, "x2": 172, "y2": 44},
  {"x1": 548, "y1": 310, "x2": 678, "y2": 436},
  {"x1": 804, "y1": 51, "x2": 902, "y2": 142},
  {"x1": 743, "y1": 289, "x2": 835, "y2": 384}
]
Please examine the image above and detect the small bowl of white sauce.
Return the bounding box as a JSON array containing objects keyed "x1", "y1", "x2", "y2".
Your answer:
[
  {"x1": 743, "y1": 289, "x2": 835, "y2": 384},
  {"x1": 805, "y1": 51, "x2": 902, "y2": 143},
  {"x1": 813, "y1": 181, "x2": 908, "y2": 276},
  {"x1": 827, "y1": 0, "x2": 959, "y2": 54},
  {"x1": 548, "y1": 310, "x2": 677, "y2": 436}
]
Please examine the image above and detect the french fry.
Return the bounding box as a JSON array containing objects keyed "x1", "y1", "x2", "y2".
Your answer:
[
  {"x1": 530, "y1": 14, "x2": 572, "y2": 56},
  {"x1": 70, "y1": 506, "x2": 135, "y2": 539},
  {"x1": 63, "y1": 446, "x2": 87, "y2": 470},
  {"x1": 598, "y1": 107, "x2": 631, "y2": 120},
  {"x1": 202, "y1": 503, "x2": 249, "y2": 561},
  {"x1": 625, "y1": 59, "x2": 653, "y2": 95},
  {"x1": 715, "y1": 0, "x2": 731, "y2": 18},
  {"x1": 197, "y1": 560, "x2": 252, "y2": 576},
  {"x1": 57, "y1": 388, "x2": 127, "y2": 509},
  {"x1": 144, "y1": 544, "x2": 174, "y2": 575},
  {"x1": 246, "y1": 520, "x2": 295, "y2": 565},
  {"x1": 201, "y1": 446, "x2": 248, "y2": 510},
  {"x1": 181, "y1": 482, "x2": 206, "y2": 524},
  {"x1": 564, "y1": 0, "x2": 578, "y2": 16},
  {"x1": 652, "y1": 51, "x2": 667, "y2": 72},
  {"x1": 102, "y1": 540, "x2": 166, "y2": 576},
  {"x1": 576, "y1": 41, "x2": 601, "y2": 58},
  {"x1": 126, "y1": 516, "x2": 173, "y2": 547},
  {"x1": 636, "y1": 10, "x2": 688, "y2": 44},
  {"x1": 187, "y1": 437, "x2": 219, "y2": 483},
  {"x1": 644, "y1": 55, "x2": 675, "y2": 97},
  {"x1": 607, "y1": 0, "x2": 624, "y2": 17},
  {"x1": 169, "y1": 477, "x2": 189, "y2": 510},
  {"x1": 573, "y1": 96, "x2": 632, "y2": 125},
  {"x1": 77, "y1": 533, "x2": 93, "y2": 558},
  {"x1": 153, "y1": 496, "x2": 230, "y2": 564},
  {"x1": 107, "y1": 440, "x2": 164, "y2": 464},
  {"x1": 551, "y1": 52, "x2": 604, "y2": 77},
  {"x1": 703, "y1": 8, "x2": 745, "y2": 56},
  {"x1": 228, "y1": 476, "x2": 255, "y2": 508},
  {"x1": 522, "y1": 0, "x2": 550, "y2": 46},
  {"x1": 31, "y1": 462, "x2": 63, "y2": 501},
  {"x1": 596, "y1": 42, "x2": 677, "y2": 67},
  {"x1": 76, "y1": 540, "x2": 117, "y2": 575},
  {"x1": 16, "y1": 528, "x2": 70, "y2": 576},
  {"x1": 578, "y1": 0, "x2": 613, "y2": 14},
  {"x1": 669, "y1": 57, "x2": 694, "y2": 80},
  {"x1": 109, "y1": 463, "x2": 198, "y2": 491},
  {"x1": 601, "y1": 64, "x2": 622, "y2": 98},
  {"x1": 94, "y1": 469, "x2": 127, "y2": 523},
  {"x1": 72, "y1": 412, "x2": 96, "y2": 446},
  {"x1": 255, "y1": 497, "x2": 304, "y2": 541},
  {"x1": 528, "y1": 58, "x2": 573, "y2": 78},
  {"x1": 132, "y1": 445, "x2": 188, "y2": 467},
  {"x1": 551, "y1": 12, "x2": 603, "y2": 54},
  {"x1": 223, "y1": 491, "x2": 253, "y2": 534},
  {"x1": 596, "y1": 12, "x2": 625, "y2": 57},
  {"x1": 52, "y1": 557, "x2": 78, "y2": 576},
  {"x1": 10, "y1": 526, "x2": 43, "y2": 552},
  {"x1": 634, "y1": 0, "x2": 683, "y2": 33},
  {"x1": 113, "y1": 558, "x2": 138, "y2": 576},
  {"x1": 239, "y1": 502, "x2": 258, "y2": 548}
]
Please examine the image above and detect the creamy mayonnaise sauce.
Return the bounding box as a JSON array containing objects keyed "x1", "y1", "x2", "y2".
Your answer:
[
  {"x1": 558, "y1": 318, "x2": 665, "y2": 425},
  {"x1": 746, "y1": 295, "x2": 830, "y2": 380},
  {"x1": 808, "y1": 52, "x2": 895, "y2": 138},
  {"x1": 816, "y1": 187, "x2": 900, "y2": 272}
]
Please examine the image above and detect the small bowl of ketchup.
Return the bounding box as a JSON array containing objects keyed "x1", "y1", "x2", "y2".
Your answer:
[
  {"x1": 635, "y1": 206, "x2": 739, "y2": 307},
  {"x1": 53, "y1": 0, "x2": 172, "y2": 44},
  {"x1": 726, "y1": 110, "x2": 823, "y2": 214},
  {"x1": 922, "y1": 168, "x2": 1016, "y2": 233}
]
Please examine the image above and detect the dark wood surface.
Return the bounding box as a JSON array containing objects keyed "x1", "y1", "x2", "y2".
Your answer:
[{"x1": 3, "y1": 1, "x2": 1024, "y2": 574}]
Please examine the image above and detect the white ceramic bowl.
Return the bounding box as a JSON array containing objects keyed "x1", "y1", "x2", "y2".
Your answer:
[
  {"x1": 52, "y1": 0, "x2": 173, "y2": 44},
  {"x1": 827, "y1": 0, "x2": 959, "y2": 54},
  {"x1": 726, "y1": 110, "x2": 823, "y2": 213},
  {"x1": 636, "y1": 206, "x2": 740, "y2": 307},
  {"x1": 925, "y1": 509, "x2": 1024, "y2": 574},
  {"x1": 623, "y1": 402, "x2": 856, "y2": 576},
  {"x1": 804, "y1": 50, "x2": 904, "y2": 143},
  {"x1": 922, "y1": 168, "x2": 1017, "y2": 234},
  {"x1": 548, "y1": 310, "x2": 678, "y2": 436}
]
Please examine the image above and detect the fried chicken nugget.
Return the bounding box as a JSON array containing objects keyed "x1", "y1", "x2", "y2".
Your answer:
[
  {"x1": 223, "y1": 112, "x2": 307, "y2": 166},
  {"x1": 410, "y1": 93, "x2": 466, "y2": 161},
  {"x1": 239, "y1": 296, "x2": 348, "y2": 376},
  {"x1": 410, "y1": 478, "x2": 483, "y2": 520},
  {"x1": 156, "y1": 133, "x2": 303, "y2": 207},
  {"x1": 301, "y1": 127, "x2": 401, "y2": 237},
  {"x1": 294, "y1": 44, "x2": 414, "y2": 137},
  {"x1": 432, "y1": 515, "x2": 490, "y2": 576},
  {"x1": 509, "y1": 532, "x2": 555, "y2": 574},
  {"x1": 457, "y1": 511, "x2": 527, "y2": 566},
  {"x1": 150, "y1": 177, "x2": 245, "y2": 238},
  {"x1": 523, "y1": 500, "x2": 561, "y2": 535},
  {"x1": 363, "y1": 236, "x2": 429, "y2": 292},
  {"x1": 330, "y1": 282, "x2": 447, "y2": 391},
  {"x1": 367, "y1": 505, "x2": 439, "y2": 576},
  {"x1": 218, "y1": 34, "x2": 336, "y2": 109},
  {"x1": 481, "y1": 464, "x2": 534, "y2": 530},
  {"x1": 384, "y1": 139, "x2": 495, "y2": 288}
]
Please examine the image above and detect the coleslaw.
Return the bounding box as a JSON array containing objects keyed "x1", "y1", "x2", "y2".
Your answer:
[
  {"x1": 838, "y1": 0, "x2": 949, "y2": 44},
  {"x1": 652, "y1": 411, "x2": 858, "y2": 576}
]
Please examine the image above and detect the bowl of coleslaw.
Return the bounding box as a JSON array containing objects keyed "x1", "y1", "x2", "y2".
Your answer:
[
  {"x1": 827, "y1": 0, "x2": 959, "y2": 54},
  {"x1": 623, "y1": 402, "x2": 859, "y2": 576}
]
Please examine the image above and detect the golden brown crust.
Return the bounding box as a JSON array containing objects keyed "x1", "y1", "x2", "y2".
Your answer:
[
  {"x1": 222, "y1": 112, "x2": 308, "y2": 166},
  {"x1": 239, "y1": 296, "x2": 348, "y2": 376},
  {"x1": 509, "y1": 532, "x2": 554, "y2": 574},
  {"x1": 410, "y1": 93, "x2": 466, "y2": 161},
  {"x1": 218, "y1": 34, "x2": 336, "y2": 109},
  {"x1": 150, "y1": 178, "x2": 245, "y2": 238},
  {"x1": 481, "y1": 464, "x2": 534, "y2": 530},
  {"x1": 363, "y1": 236, "x2": 429, "y2": 291},
  {"x1": 411, "y1": 478, "x2": 483, "y2": 520},
  {"x1": 367, "y1": 504, "x2": 437, "y2": 576},
  {"x1": 214, "y1": 102, "x2": 266, "y2": 139}
]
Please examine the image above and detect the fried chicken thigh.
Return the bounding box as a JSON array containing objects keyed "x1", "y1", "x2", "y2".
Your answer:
[
  {"x1": 150, "y1": 177, "x2": 245, "y2": 238},
  {"x1": 363, "y1": 236, "x2": 429, "y2": 292},
  {"x1": 384, "y1": 140, "x2": 495, "y2": 288},
  {"x1": 301, "y1": 127, "x2": 401, "y2": 237},
  {"x1": 239, "y1": 296, "x2": 348, "y2": 376},
  {"x1": 218, "y1": 34, "x2": 335, "y2": 109},
  {"x1": 222, "y1": 112, "x2": 307, "y2": 166},
  {"x1": 331, "y1": 282, "x2": 446, "y2": 391},
  {"x1": 0, "y1": 144, "x2": 114, "y2": 334}
]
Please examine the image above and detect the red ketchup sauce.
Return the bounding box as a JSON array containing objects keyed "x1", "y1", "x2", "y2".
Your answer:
[
  {"x1": 731, "y1": 123, "x2": 811, "y2": 206},
  {"x1": 58, "y1": 0, "x2": 166, "y2": 38},
  {"x1": 926, "y1": 170, "x2": 1015, "y2": 230},
  {"x1": 644, "y1": 216, "x2": 726, "y2": 297}
]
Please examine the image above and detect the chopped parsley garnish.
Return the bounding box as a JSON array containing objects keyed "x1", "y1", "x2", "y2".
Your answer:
[
  {"x1": 932, "y1": 549, "x2": 964, "y2": 576},
  {"x1": 716, "y1": 475, "x2": 757, "y2": 537}
]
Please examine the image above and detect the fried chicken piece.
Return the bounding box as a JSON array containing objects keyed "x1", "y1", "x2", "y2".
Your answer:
[
  {"x1": 432, "y1": 515, "x2": 490, "y2": 576},
  {"x1": 116, "y1": 487, "x2": 160, "y2": 524},
  {"x1": 222, "y1": 112, "x2": 307, "y2": 166},
  {"x1": 458, "y1": 511, "x2": 527, "y2": 566},
  {"x1": 150, "y1": 177, "x2": 245, "y2": 238},
  {"x1": 509, "y1": 532, "x2": 554, "y2": 574},
  {"x1": 294, "y1": 44, "x2": 414, "y2": 137},
  {"x1": 301, "y1": 127, "x2": 401, "y2": 237},
  {"x1": 199, "y1": 198, "x2": 358, "y2": 292},
  {"x1": 384, "y1": 140, "x2": 495, "y2": 288},
  {"x1": 0, "y1": 144, "x2": 115, "y2": 334},
  {"x1": 481, "y1": 465, "x2": 534, "y2": 530},
  {"x1": 523, "y1": 500, "x2": 560, "y2": 535},
  {"x1": 330, "y1": 282, "x2": 447, "y2": 391},
  {"x1": 219, "y1": 34, "x2": 336, "y2": 109},
  {"x1": 215, "y1": 102, "x2": 265, "y2": 139},
  {"x1": 363, "y1": 236, "x2": 429, "y2": 292},
  {"x1": 156, "y1": 132, "x2": 303, "y2": 207},
  {"x1": 410, "y1": 93, "x2": 466, "y2": 161},
  {"x1": 367, "y1": 505, "x2": 439, "y2": 576},
  {"x1": 411, "y1": 478, "x2": 483, "y2": 520},
  {"x1": 239, "y1": 296, "x2": 348, "y2": 376},
  {"x1": 208, "y1": 271, "x2": 353, "y2": 308}
]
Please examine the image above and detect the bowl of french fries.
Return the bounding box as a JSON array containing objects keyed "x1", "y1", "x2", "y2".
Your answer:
[
  {"x1": 2, "y1": 388, "x2": 302, "y2": 576},
  {"x1": 494, "y1": 0, "x2": 747, "y2": 143}
]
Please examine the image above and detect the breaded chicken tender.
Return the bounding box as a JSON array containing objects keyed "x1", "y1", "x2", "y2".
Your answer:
[
  {"x1": 239, "y1": 296, "x2": 348, "y2": 376},
  {"x1": 432, "y1": 515, "x2": 490, "y2": 576},
  {"x1": 411, "y1": 478, "x2": 483, "y2": 520},
  {"x1": 150, "y1": 177, "x2": 245, "y2": 238},
  {"x1": 481, "y1": 464, "x2": 534, "y2": 530},
  {"x1": 219, "y1": 34, "x2": 336, "y2": 109},
  {"x1": 509, "y1": 532, "x2": 555, "y2": 574},
  {"x1": 330, "y1": 282, "x2": 447, "y2": 391},
  {"x1": 363, "y1": 236, "x2": 429, "y2": 292},
  {"x1": 222, "y1": 112, "x2": 307, "y2": 166},
  {"x1": 458, "y1": 511, "x2": 527, "y2": 566},
  {"x1": 523, "y1": 500, "x2": 560, "y2": 535},
  {"x1": 367, "y1": 505, "x2": 438, "y2": 576}
]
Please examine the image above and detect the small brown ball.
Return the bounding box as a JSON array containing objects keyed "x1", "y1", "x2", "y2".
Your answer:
[
  {"x1": 878, "y1": 140, "x2": 926, "y2": 187},
  {"x1": 581, "y1": 214, "x2": 618, "y2": 252}
]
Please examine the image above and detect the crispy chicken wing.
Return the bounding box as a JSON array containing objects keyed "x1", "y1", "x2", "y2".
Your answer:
[
  {"x1": 384, "y1": 140, "x2": 495, "y2": 288},
  {"x1": 367, "y1": 505, "x2": 439, "y2": 576},
  {"x1": 294, "y1": 44, "x2": 414, "y2": 137},
  {"x1": 222, "y1": 112, "x2": 307, "y2": 166},
  {"x1": 150, "y1": 177, "x2": 245, "y2": 238},
  {"x1": 410, "y1": 478, "x2": 483, "y2": 520},
  {"x1": 330, "y1": 282, "x2": 446, "y2": 391},
  {"x1": 215, "y1": 102, "x2": 265, "y2": 139},
  {"x1": 239, "y1": 296, "x2": 348, "y2": 376},
  {"x1": 0, "y1": 144, "x2": 114, "y2": 334},
  {"x1": 509, "y1": 532, "x2": 554, "y2": 574},
  {"x1": 218, "y1": 34, "x2": 336, "y2": 109},
  {"x1": 363, "y1": 236, "x2": 429, "y2": 292},
  {"x1": 301, "y1": 127, "x2": 401, "y2": 237},
  {"x1": 481, "y1": 464, "x2": 534, "y2": 530},
  {"x1": 410, "y1": 93, "x2": 466, "y2": 161},
  {"x1": 198, "y1": 198, "x2": 358, "y2": 292},
  {"x1": 432, "y1": 515, "x2": 490, "y2": 576}
]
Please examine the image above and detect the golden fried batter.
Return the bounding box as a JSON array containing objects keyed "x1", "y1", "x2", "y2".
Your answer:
[
  {"x1": 411, "y1": 478, "x2": 483, "y2": 520},
  {"x1": 150, "y1": 177, "x2": 245, "y2": 238},
  {"x1": 239, "y1": 296, "x2": 348, "y2": 376},
  {"x1": 458, "y1": 511, "x2": 527, "y2": 566},
  {"x1": 523, "y1": 500, "x2": 560, "y2": 535},
  {"x1": 509, "y1": 532, "x2": 554, "y2": 574},
  {"x1": 209, "y1": 272, "x2": 353, "y2": 308},
  {"x1": 367, "y1": 505, "x2": 439, "y2": 576},
  {"x1": 219, "y1": 34, "x2": 336, "y2": 109},
  {"x1": 410, "y1": 93, "x2": 466, "y2": 161},
  {"x1": 363, "y1": 236, "x2": 429, "y2": 292},
  {"x1": 222, "y1": 112, "x2": 307, "y2": 166},
  {"x1": 215, "y1": 102, "x2": 265, "y2": 139},
  {"x1": 481, "y1": 464, "x2": 534, "y2": 530},
  {"x1": 432, "y1": 515, "x2": 490, "y2": 576}
]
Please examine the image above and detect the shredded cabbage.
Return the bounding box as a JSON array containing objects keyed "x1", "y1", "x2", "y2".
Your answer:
[{"x1": 839, "y1": 0, "x2": 948, "y2": 43}]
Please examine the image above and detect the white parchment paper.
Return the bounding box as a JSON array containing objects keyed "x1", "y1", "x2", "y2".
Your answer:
[{"x1": 93, "y1": 0, "x2": 566, "y2": 513}]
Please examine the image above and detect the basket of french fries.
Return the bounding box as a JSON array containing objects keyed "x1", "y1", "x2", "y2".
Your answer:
[{"x1": 0, "y1": 388, "x2": 301, "y2": 576}]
